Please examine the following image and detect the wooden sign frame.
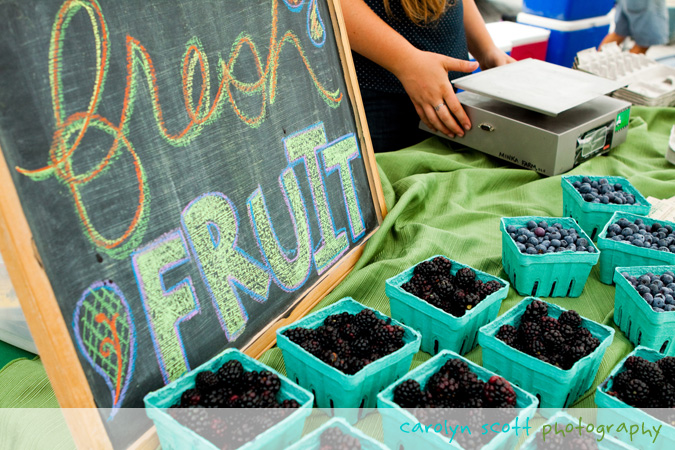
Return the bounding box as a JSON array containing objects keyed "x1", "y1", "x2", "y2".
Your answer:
[{"x1": 0, "y1": 0, "x2": 385, "y2": 448}]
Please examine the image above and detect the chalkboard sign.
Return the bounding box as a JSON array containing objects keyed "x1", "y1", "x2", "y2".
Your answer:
[{"x1": 0, "y1": 0, "x2": 384, "y2": 447}]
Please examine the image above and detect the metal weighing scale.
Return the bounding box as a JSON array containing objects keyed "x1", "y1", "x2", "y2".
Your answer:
[{"x1": 421, "y1": 59, "x2": 631, "y2": 176}]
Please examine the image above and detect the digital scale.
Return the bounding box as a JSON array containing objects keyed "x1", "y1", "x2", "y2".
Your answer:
[{"x1": 421, "y1": 59, "x2": 631, "y2": 176}]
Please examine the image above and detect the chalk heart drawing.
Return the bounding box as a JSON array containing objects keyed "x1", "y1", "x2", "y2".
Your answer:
[{"x1": 73, "y1": 281, "x2": 136, "y2": 420}]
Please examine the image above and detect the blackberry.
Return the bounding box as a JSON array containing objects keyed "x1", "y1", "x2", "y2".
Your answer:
[
  {"x1": 283, "y1": 327, "x2": 314, "y2": 345},
  {"x1": 332, "y1": 356, "x2": 351, "y2": 374},
  {"x1": 575, "y1": 327, "x2": 593, "y2": 341},
  {"x1": 334, "y1": 338, "x2": 352, "y2": 358},
  {"x1": 483, "y1": 375, "x2": 516, "y2": 407},
  {"x1": 235, "y1": 389, "x2": 262, "y2": 408},
  {"x1": 462, "y1": 292, "x2": 481, "y2": 312},
  {"x1": 538, "y1": 316, "x2": 559, "y2": 333},
  {"x1": 394, "y1": 379, "x2": 424, "y2": 408},
  {"x1": 484, "y1": 280, "x2": 503, "y2": 295},
  {"x1": 564, "y1": 344, "x2": 588, "y2": 369},
  {"x1": 280, "y1": 399, "x2": 300, "y2": 408},
  {"x1": 176, "y1": 407, "x2": 209, "y2": 435},
  {"x1": 460, "y1": 396, "x2": 484, "y2": 408},
  {"x1": 620, "y1": 379, "x2": 650, "y2": 407},
  {"x1": 657, "y1": 356, "x2": 675, "y2": 379},
  {"x1": 240, "y1": 370, "x2": 260, "y2": 391},
  {"x1": 434, "y1": 276, "x2": 456, "y2": 300},
  {"x1": 179, "y1": 388, "x2": 202, "y2": 407},
  {"x1": 317, "y1": 325, "x2": 340, "y2": 348},
  {"x1": 339, "y1": 323, "x2": 359, "y2": 342},
  {"x1": 432, "y1": 256, "x2": 453, "y2": 274},
  {"x1": 559, "y1": 310, "x2": 582, "y2": 329},
  {"x1": 522, "y1": 300, "x2": 548, "y2": 322},
  {"x1": 529, "y1": 338, "x2": 547, "y2": 358},
  {"x1": 426, "y1": 292, "x2": 445, "y2": 309},
  {"x1": 195, "y1": 370, "x2": 221, "y2": 393},
  {"x1": 203, "y1": 388, "x2": 228, "y2": 408},
  {"x1": 543, "y1": 328, "x2": 565, "y2": 352},
  {"x1": 300, "y1": 339, "x2": 322, "y2": 357},
  {"x1": 259, "y1": 390, "x2": 278, "y2": 408},
  {"x1": 660, "y1": 382, "x2": 675, "y2": 408},
  {"x1": 455, "y1": 267, "x2": 476, "y2": 289},
  {"x1": 352, "y1": 338, "x2": 371, "y2": 357},
  {"x1": 414, "y1": 260, "x2": 439, "y2": 278},
  {"x1": 228, "y1": 421, "x2": 259, "y2": 448},
  {"x1": 632, "y1": 363, "x2": 665, "y2": 390},
  {"x1": 495, "y1": 324, "x2": 518, "y2": 347},
  {"x1": 353, "y1": 309, "x2": 381, "y2": 333},
  {"x1": 578, "y1": 335, "x2": 599, "y2": 355},
  {"x1": 518, "y1": 320, "x2": 542, "y2": 343},
  {"x1": 458, "y1": 371, "x2": 485, "y2": 398},
  {"x1": 258, "y1": 370, "x2": 281, "y2": 394},
  {"x1": 403, "y1": 274, "x2": 433, "y2": 299},
  {"x1": 558, "y1": 323, "x2": 576, "y2": 341},
  {"x1": 427, "y1": 372, "x2": 461, "y2": 404},
  {"x1": 440, "y1": 358, "x2": 469, "y2": 379},
  {"x1": 324, "y1": 311, "x2": 353, "y2": 328},
  {"x1": 320, "y1": 426, "x2": 362, "y2": 449},
  {"x1": 373, "y1": 324, "x2": 405, "y2": 346},
  {"x1": 611, "y1": 370, "x2": 634, "y2": 395},
  {"x1": 217, "y1": 360, "x2": 244, "y2": 388},
  {"x1": 347, "y1": 357, "x2": 367, "y2": 374}
]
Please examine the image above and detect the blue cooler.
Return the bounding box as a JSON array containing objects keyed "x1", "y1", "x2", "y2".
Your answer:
[
  {"x1": 517, "y1": 12, "x2": 612, "y2": 68},
  {"x1": 523, "y1": 0, "x2": 615, "y2": 21}
]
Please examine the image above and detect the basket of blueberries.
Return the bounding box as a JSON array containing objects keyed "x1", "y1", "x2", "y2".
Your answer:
[
  {"x1": 596, "y1": 212, "x2": 675, "y2": 284},
  {"x1": 562, "y1": 175, "x2": 650, "y2": 241},
  {"x1": 613, "y1": 266, "x2": 675, "y2": 355},
  {"x1": 500, "y1": 216, "x2": 599, "y2": 297}
]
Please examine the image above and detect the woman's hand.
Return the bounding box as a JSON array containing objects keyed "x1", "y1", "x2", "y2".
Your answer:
[
  {"x1": 394, "y1": 49, "x2": 479, "y2": 138},
  {"x1": 476, "y1": 45, "x2": 516, "y2": 71}
]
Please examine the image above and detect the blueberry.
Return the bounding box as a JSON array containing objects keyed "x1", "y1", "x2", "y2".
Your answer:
[
  {"x1": 581, "y1": 176, "x2": 591, "y2": 184},
  {"x1": 535, "y1": 244, "x2": 547, "y2": 254},
  {"x1": 567, "y1": 244, "x2": 577, "y2": 252},
  {"x1": 516, "y1": 243, "x2": 526, "y2": 252},
  {"x1": 614, "y1": 183, "x2": 623, "y2": 191},
  {"x1": 546, "y1": 247, "x2": 555, "y2": 253},
  {"x1": 579, "y1": 184, "x2": 592, "y2": 194},
  {"x1": 662, "y1": 274, "x2": 675, "y2": 284},
  {"x1": 654, "y1": 307, "x2": 666, "y2": 312},
  {"x1": 564, "y1": 235, "x2": 576, "y2": 244},
  {"x1": 609, "y1": 224, "x2": 621, "y2": 234},
  {"x1": 527, "y1": 220, "x2": 537, "y2": 229},
  {"x1": 517, "y1": 228, "x2": 528, "y2": 236},
  {"x1": 666, "y1": 295, "x2": 675, "y2": 305},
  {"x1": 552, "y1": 223, "x2": 563, "y2": 229},
  {"x1": 528, "y1": 236, "x2": 539, "y2": 246},
  {"x1": 555, "y1": 247, "x2": 565, "y2": 252},
  {"x1": 621, "y1": 228, "x2": 633, "y2": 237},
  {"x1": 517, "y1": 235, "x2": 527, "y2": 244},
  {"x1": 526, "y1": 247, "x2": 537, "y2": 255},
  {"x1": 577, "y1": 238, "x2": 588, "y2": 247},
  {"x1": 551, "y1": 239, "x2": 561, "y2": 248},
  {"x1": 573, "y1": 181, "x2": 582, "y2": 188},
  {"x1": 665, "y1": 305, "x2": 675, "y2": 312},
  {"x1": 587, "y1": 246, "x2": 596, "y2": 253},
  {"x1": 654, "y1": 297, "x2": 666, "y2": 309},
  {"x1": 534, "y1": 227, "x2": 546, "y2": 237},
  {"x1": 637, "y1": 285, "x2": 650, "y2": 295},
  {"x1": 644, "y1": 292, "x2": 654, "y2": 304},
  {"x1": 583, "y1": 194, "x2": 595, "y2": 202},
  {"x1": 599, "y1": 178, "x2": 608, "y2": 185},
  {"x1": 538, "y1": 221, "x2": 549, "y2": 229}
]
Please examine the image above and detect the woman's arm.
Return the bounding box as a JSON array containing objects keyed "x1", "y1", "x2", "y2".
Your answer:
[
  {"x1": 463, "y1": 0, "x2": 515, "y2": 69},
  {"x1": 341, "y1": 0, "x2": 478, "y2": 137}
]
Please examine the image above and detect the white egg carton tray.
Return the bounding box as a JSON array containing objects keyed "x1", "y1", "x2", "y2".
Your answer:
[{"x1": 574, "y1": 43, "x2": 675, "y2": 107}]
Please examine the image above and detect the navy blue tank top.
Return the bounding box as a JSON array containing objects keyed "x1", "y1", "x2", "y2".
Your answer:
[{"x1": 352, "y1": 0, "x2": 469, "y2": 94}]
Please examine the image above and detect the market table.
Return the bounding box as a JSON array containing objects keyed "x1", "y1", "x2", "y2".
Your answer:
[{"x1": 1, "y1": 106, "x2": 674, "y2": 447}]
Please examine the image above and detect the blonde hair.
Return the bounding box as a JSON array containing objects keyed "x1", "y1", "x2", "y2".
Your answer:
[{"x1": 384, "y1": 0, "x2": 452, "y2": 25}]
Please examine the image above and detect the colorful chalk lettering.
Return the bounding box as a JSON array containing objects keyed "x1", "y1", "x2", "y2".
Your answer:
[
  {"x1": 247, "y1": 168, "x2": 313, "y2": 292},
  {"x1": 131, "y1": 230, "x2": 200, "y2": 383},
  {"x1": 284, "y1": 123, "x2": 349, "y2": 274},
  {"x1": 322, "y1": 133, "x2": 366, "y2": 241},
  {"x1": 181, "y1": 193, "x2": 271, "y2": 342}
]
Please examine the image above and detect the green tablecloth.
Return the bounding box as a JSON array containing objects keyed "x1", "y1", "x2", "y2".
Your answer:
[{"x1": 1, "y1": 106, "x2": 674, "y2": 445}]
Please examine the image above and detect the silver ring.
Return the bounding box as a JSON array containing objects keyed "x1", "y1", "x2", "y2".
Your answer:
[{"x1": 434, "y1": 103, "x2": 445, "y2": 112}]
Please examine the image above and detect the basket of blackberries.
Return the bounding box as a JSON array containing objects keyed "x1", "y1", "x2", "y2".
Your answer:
[
  {"x1": 143, "y1": 348, "x2": 313, "y2": 450},
  {"x1": 286, "y1": 417, "x2": 387, "y2": 450},
  {"x1": 500, "y1": 217, "x2": 600, "y2": 297},
  {"x1": 276, "y1": 297, "x2": 421, "y2": 423},
  {"x1": 385, "y1": 255, "x2": 508, "y2": 356},
  {"x1": 478, "y1": 298, "x2": 614, "y2": 409},
  {"x1": 597, "y1": 212, "x2": 675, "y2": 284},
  {"x1": 562, "y1": 175, "x2": 650, "y2": 241},
  {"x1": 377, "y1": 350, "x2": 538, "y2": 450},
  {"x1": 596, "y1": 347, "x2": 675, "y2": 449},
  {"x1": 520, "y1": 411, "x2": 634, "y2": 450},
  {"x1": 614, "y1": 266, "x2": 675, "y2": 355}
]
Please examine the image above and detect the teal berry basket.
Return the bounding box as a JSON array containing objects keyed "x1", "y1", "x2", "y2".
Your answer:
[
  {"x1": 385, "y1": 255, "x2": 509, "y2": 356},
  {"x1": 286, "y1": 417, "x2": 388, "y2": 450},
  {"x1": 478, "y1": 297, "x2": 615, "y2": 409},
  {"x1": 561, "y1": 175, "x2": 650, "y2": 241},
  {"x1": 614, "y1": 266, "x2": 675, "y2": 355},
  {"x1": 596, "y1": 346, "x2": 675, "y2": 450},
  {"x1": 596, "y1": 212, "x2": 675, "y2": 284},
  {"x1": 519, "y1": 411, "x2": 636, "y2": 450},
  {"x1": 377, "y1": 350, "x2": 538, "y2": 450},
  {"x1": 276, "y1": 297, "x2": 421, "y2": 424},
  {"x1": 143, "y1": 348, "x2": 313, "y2": 450},
  {"x1": 500, "y1": 216, "x2": 600, "y2": 297}
]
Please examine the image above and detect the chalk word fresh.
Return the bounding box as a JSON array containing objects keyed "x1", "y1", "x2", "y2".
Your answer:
[
  {"x1": 542, "y1": 417, "x2": 662, "y2": 444},
  {"x1": 128, "y1": 122, "x2": 366, "y2": 383},
  {"x1": 400, "y1": 417, "x2": 532, "y2": 444}
]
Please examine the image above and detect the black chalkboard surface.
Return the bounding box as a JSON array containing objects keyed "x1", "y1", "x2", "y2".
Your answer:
[{"x1": 0, "y1": 0, "x2": 384, "y2": 447}]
